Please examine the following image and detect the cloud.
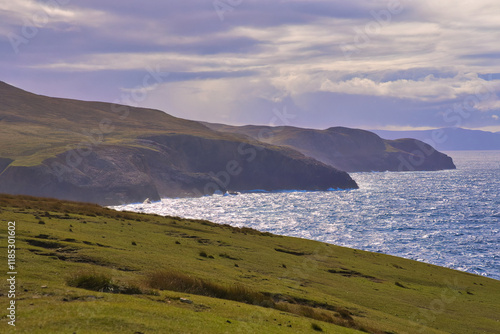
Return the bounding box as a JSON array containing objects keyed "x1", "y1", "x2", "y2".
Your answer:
[
  {"x1": 0, "y1": 0, "x2": 106, "y2": 31},
  {"x1": 320, "y1": 73, "x2": 500, "y2": 102},
  {"x1": 1, "y1": 0, "x2": 500, "y2": 131}
]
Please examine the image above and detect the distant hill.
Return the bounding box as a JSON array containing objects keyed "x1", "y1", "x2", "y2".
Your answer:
[
  {"x1": 0, "y1": 81, "x2": 356, "y2": 205},
  {"x1": 204, "y1": 123, "x2": 456, "y2": 172},
  {"x1": 372, "y1": 128, "x2": 500, "y2": 151}
]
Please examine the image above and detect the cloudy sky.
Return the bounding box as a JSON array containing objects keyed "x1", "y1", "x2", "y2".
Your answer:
[{"x1": 1, "y1": 0, "x2": 500, "y2": 131}]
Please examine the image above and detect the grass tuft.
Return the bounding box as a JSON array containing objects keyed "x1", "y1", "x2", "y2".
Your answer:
[
  {"x1": 67, "y1": 270, "x2": 118, "y2": 293},
  {"x1": 219, "y1": 253, "x2": 240, "y2": 260},
  {"x1": 311, "y1": 323, "x2": 323, "y2": 331},
  {"x1": 395, "y1": 281, "x2": 407, "y2": 288},
  {"x1": 67, "y1": 270, "x2": 145, "y2": 295},
  {"x1": 146, "y1": 270, "x2": 273, "y2": 307},
  {"x1": 146, "y1": 270, "x2": 374, "y2": 332}
]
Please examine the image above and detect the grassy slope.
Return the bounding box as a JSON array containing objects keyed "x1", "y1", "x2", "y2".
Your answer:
[
  {"x1": 0, "y1": 194, "x2": 499, "y2": 333},
  {"x1": 0, "y1": 82, "x2": 241, "y2": 167},
  {"x1": 0, "y1": 82, "x2": 309, "y2": 169}
]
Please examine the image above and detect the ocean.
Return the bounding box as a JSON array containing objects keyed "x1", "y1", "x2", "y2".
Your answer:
[{"x1": 112, "y1": 151, "x2": 500, "y2": 280}]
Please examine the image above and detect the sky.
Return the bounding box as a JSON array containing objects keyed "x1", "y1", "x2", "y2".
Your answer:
[{"x1": 1, "y1": 0, "x2": 500, "y2": 132}]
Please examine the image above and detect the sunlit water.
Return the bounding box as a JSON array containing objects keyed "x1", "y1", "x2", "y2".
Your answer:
[{"x1": 112, "y1": 151, "x2": 500, "y2": 280}]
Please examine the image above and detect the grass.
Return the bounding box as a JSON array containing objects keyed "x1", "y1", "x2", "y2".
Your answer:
[
  {"x1": 67, "y1": 269, "x2": 146, "y2": 295},
  {"x1": 67, "y1": 270, "x2": 119, "y2": 293},
  {"x1": 311, "y1": 323, "x2": 324, "y2": 331},
  {"x1": 0, "y1": 194, "x2": 499, "y2": 333},
  {"x1": 147, "y1": 270, "x2": 273, "y2": 307},
  {"x1": 146, "y1": 270, "x2": 373, "y2": 331}
]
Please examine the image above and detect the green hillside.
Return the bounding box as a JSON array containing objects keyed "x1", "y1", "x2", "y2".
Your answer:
[
  {"x1": 1, "y1": 194, "x2": 498, "y2": 333},
  {"x1": 0, "y1": 81, "x2": 234, "y2": 167},
  {"x1": 0, "y1": 82, "x2": 356, "y2": 205}
]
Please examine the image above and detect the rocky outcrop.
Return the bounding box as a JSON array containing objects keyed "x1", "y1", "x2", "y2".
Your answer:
[
  {"x1": 0, "y1": 138, "x2": 357, "y2": 205},
  {"x1": 385, "y1": 138, "x2": 456, "y2": 172},
  {"x1": 0, "y1": 146, "x2": 161, "y2": 205},
  {"x1": 143, "y1": 134, "x2": 357, "y2": 194},
  {"x1": 205, "y1": 124, "x2": 456, "y2": 172}
]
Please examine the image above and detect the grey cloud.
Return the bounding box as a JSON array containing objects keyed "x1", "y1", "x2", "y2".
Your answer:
[
  {"x1": 1, "y1": 0, "x2": 499, "y2": 131},
  {"x1": 133, "y1": 70, "x2": 259, "y2": 85},
  {"x1": 462, "y1": 53, "x2": 500, "y2": 59},
  {"x1": 478, "y1": 73, "x2": 500, "y2": 80}
]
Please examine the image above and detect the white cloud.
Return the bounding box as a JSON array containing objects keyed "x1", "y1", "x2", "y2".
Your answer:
[
  {"x1": 136, "y1": 76, "x2": 285, "y2": 124},
  {"x1": 477, "y1": 100, "x2": 500, "y2": 112},
  {"x1": 3, "y1": 0, "x2": 500, "y2": 130},
  {"x1": 0, "y1": 0, "x2": 103, "y2": 28},
  {"x1": 319, "y1": 73, "x2": 500, "y2": 102}
]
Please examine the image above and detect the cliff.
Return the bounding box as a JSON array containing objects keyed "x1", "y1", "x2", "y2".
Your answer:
[
  {"x1": 0, "y1": 81, "x2": 357, "y2": 205},
  {"x1": 204, "y1": 124, "x2": 456, "y2": 172}
]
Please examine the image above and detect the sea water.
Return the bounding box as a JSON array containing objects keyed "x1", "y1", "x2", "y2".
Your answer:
[{"x1": 112, "y1": 151, "x2": 500, "y2": 280}]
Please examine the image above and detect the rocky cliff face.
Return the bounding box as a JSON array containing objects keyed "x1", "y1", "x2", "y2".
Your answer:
[
  {"x1": 0, "y1": 137, "x2": 357, "y2": 206},
  {"x1": 0, "y1": 82, "x2": 357, "y2": 205},
  {"x1": 204, "y1": 124, "x2": 456, "y2": 172},
  {"x1": 144, "y1": 134, "x2": 357, "y2": 194}
]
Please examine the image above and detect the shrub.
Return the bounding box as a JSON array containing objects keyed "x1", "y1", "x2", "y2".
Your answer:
[
  {"x1": 67, "y1": 270, "x2": 145, "y2": 295},
  {"x1": 275, "y1": 303, "x2": 334, "y2": 324},
  {"x1": 67, "y1": 270, "x2": 118, "y2": 293},
  {"x1": 146, "y1": 270, "x2": 273, "y2": 307},
  {"x1": 311, "y1": 323, "x2": 323, "y2": 332},
  {"x1": 337, "y1": 307, "x2": 354, "y2": 320},
  {"x1": 120, "y1": 284, "x2": 143, "y2": 295}
]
